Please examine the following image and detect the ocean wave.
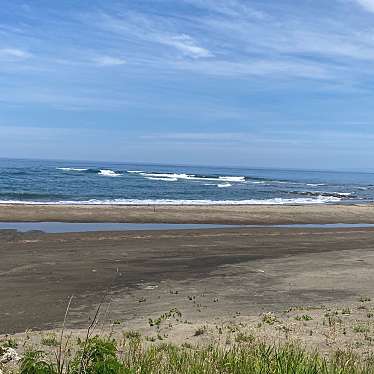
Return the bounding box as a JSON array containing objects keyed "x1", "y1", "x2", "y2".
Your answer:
[
  {"x1": 57, "y1": 167, "x2": 89, "y2": 172},
  {"x1": 145, "y1": 177, "x2": 178, "y2": 182},
  {"x1": 98, "y1": 169, "x2": 122, "y2": 177},
  {"x1": 127, "y1": 170, "x2": 143, "y2": 173},
  {"x1": 57, "y1": 167, "x2": 123, "y2": 177},
  {"x1": 292, "y1": 191, "x2": 353, "y2": 198},
  {"x1": 138, "y1": 172, "x2": 246, "y2": 183},
  {"x1": 0, "y1": 196, "x2": 342, "y2": 205},
  {"x1": 246, "y1": 178, "x2": 302, "y2": 185},
  {"x1": 217, "y1": 183, "x2": 232, "y2": 188},
  {"x1": 218, "y1": 176, "x2": 245, "y2": 182}
]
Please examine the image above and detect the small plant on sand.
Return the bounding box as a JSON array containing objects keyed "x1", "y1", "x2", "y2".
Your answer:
[
  {"x1": 342, "y1": 308, "x2": 351, "y2": 315},
  {"x1": 353, "y1": 324, "x2": 370, "y2": 334},
  {"x1": 295, "y1": 314, "x2": 313, "y2": 322},
  {"x1": 235, "y1": 332, "x2": 254, "y2": 343},
  {"x1": 123, "y1": 331, "x2": 141, "y2": 340},
  {"x1": 1, "y1": 338, "x2": 18, "y2": 350},
  {"x1": 262, "y1": 312, "x2": 278, "y2": 325},
  {"x1": 194, "y1": 326, "x2": 207, "y2": 337},
  {"x1": 359, "y1": 296, "x2": 371, "y2": 303},
  {"x1": 148, "y1": 308, "x2": 182, "y2": 329},
  {"x1": 41, "y1": 334, "x2": 59, "y2": 348}
]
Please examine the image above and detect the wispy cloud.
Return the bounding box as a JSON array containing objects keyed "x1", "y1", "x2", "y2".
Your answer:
[
  {"x1": 183, "y1": 0, "x2": 266, "y2": 19},
  {"x1": 95, "y1": 11, "x2": 213, "y2": 60},
  {"x1": 158, "y1": 34, "x2": 212, "y2": 59},
  {"x1": 92, "y1": 55, "x2": 126, "y2": 66},
  {"x1": 0, "y1": 48, "x2": 31, "y2": 60},
  {"x1": 355, "y1": 0, "x2": 374, "y2": 12}
]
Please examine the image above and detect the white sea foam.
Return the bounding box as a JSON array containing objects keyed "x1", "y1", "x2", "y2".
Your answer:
[
  {"x1": 0, "y1": 196, "x2": 342, "y2": 205},
  {"x1": 139, "y1": 172, "x2": 246, "y2": 183},
  {"x1": 127, "y1": 170, "x2": 143, "y2": 173},
  {"x1": 145, "y1": 177, "x2": 178, "y2": 182},
  {"x1": 98, "y1": 169, "x2": 122, "y2": 177},
  {"x1": 218, "y1": 176, "x2": 245, "y2": 182},
  {"x1": 57, "y1": 167, "x2": 88, "y2": 172},
  {"x1": 333, "y1": 192, "x2": 351, "y2": 197},
  {"x1": 217, "y1": 183, "x2": 232, "y2": 188}
]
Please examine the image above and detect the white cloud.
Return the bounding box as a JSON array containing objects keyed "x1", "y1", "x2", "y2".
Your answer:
[
  {"x1": 96, "y1": 12, "x2": 213, "y2": 60},
  {"x1": 355, "y1": 0, "x2": 374, "y2": 12},
  {"x1": 159, "y1": 34, "x2": 213, "y2": 58},
  {"x1": 173, "y1": 59, "x2": 331, "y2": 80},
  {"x1": 184, "y1": 0, "x2": 266, "y2": 19},
  {"x1": 93, "y1": 55, "x2": 126, "y2": 66},
  {"x1": 0, "y1": 48, "x2": 31, "y2": 59}
]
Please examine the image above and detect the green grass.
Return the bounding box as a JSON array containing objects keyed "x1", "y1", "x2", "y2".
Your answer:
[
  {"x1": 353, "y1": 324, "x2": 370, "y2": 334},
  {"x1": 295, "y1": 314, "x2": 313, "y2": 322},
  {"x1": 2, "y1": 335, "x2": 374, "y2": 374}
]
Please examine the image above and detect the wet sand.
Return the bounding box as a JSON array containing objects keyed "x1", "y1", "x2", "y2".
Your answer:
[
  {"x1": 1, "y1": 203, "x2": 374, "y2": 224},
  {"x1": 2, "y1": 226, "x2": 374, "y2": 335}
]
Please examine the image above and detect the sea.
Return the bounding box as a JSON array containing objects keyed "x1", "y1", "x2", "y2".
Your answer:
[{"x1": 1, "y1": 158, "x2": 374, "y2": 205}]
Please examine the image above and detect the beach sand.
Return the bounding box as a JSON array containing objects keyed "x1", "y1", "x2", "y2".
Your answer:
[
  {"x1": 3, "y1": 205, "x2": 374, "y2": 355},
  {"x1": 1, "y1": 203, "x2": 374, "y2": 224},
  {"x1": 2, "y1": 225, "x2": 374, "y2": 338}
]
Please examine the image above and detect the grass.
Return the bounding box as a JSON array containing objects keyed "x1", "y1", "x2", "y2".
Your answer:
[
  {"x1": 2, "y1": 334, "x2": 374, "y2": 374},
  {"x1": 41, "y1": 334, "x2": 59, "y2": 348},
  {"x1": 262, "y1": 312, "x2": 278, "y2": 325},
  {"x1": 353, "y1": 324, "x2": 370, "y2": 334},
  {"x1": 295, "y1": 314, "x2": 313, "y2": 322}
]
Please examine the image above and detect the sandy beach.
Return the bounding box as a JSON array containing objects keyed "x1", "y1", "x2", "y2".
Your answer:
[
  {"x1": 1, "y1": 203, "x2": 374, "y2": 224},
  {"x1": 1, "y1": 225, "x2": 374, "y2": 339}
]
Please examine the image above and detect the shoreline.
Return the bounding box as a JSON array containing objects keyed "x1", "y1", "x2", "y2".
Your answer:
[{"x1": 1, "y1": 203, "x2": 374, "y2": 224}]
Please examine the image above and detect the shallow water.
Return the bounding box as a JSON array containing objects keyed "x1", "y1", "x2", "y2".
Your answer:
[
  {"x1": 1, "y1": 222, "x2": 374, "y2": 233},
  {"x1": 0, "y1": 222, "x2": 237, "y2": 233}
]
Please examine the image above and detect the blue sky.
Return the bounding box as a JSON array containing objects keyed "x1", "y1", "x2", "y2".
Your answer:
[{"x1": 1, "y1": 0, "x2": 374, "y2": 170}]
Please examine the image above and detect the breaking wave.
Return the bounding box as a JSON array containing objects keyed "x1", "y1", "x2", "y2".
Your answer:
[
  {"x1": 57, "y1": 167, "x2": 122, "y2": 177},
  {"x1": 0, "y1": 196, "x2": 342, "y2": 205},
  {"x1": 57, "y1": 167, "x2": 89, "y2": 172},
  {"x1": 98, "y1": 169, "x2": 122, "y2": 177},
  {"x1": 291, "y1": 191, "x2": 353, "y2": 199},
  {"x1": 134, "y1": 171, "x2": 246, "y2": 183}
]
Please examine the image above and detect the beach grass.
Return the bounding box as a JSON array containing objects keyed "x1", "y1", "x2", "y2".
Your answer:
[{"x1": 2, "y1": 334, "x2": 374, "y2": 374}]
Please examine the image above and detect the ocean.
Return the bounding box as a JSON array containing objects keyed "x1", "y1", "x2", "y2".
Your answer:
[{"x1": 1, "y1": 158, "x2": 374, "y2": 205}]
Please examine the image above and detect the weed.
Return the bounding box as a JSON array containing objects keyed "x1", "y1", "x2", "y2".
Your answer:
[
  {"x1": 262, "y1": 312, "x2": 278, "y2": 325},
  {"x1": 20, "y1": 350, "x2": 56, "y2": 374},
  {"x1": 41, "y1": 334, "x2": 59, "y2": 348},
  {"x1": 235, "y1": 332, "x2": 254, "y2": 343},
  {"x1": 148, "y1": 308, "x2": 182, "y2": 329},
  {"x1": 72, "y1": 336, "x2": 125, "y2": 373},
  {"x1": 2, "y1": 338, "x2": 18, "y2": 349},
  {"x1": 295, "y1": 314, "x2": 313, "y2": 321},
  {"x1": 123, "y1": 331, "x2": 141, "y2": 340},
  {"x1": 194, "y1": 326, "x2": 206, "y2": 337},
  {"x1": 359, "y1": 296, "x2": 371, "y2": 302},
  {"x1": 15, "y1": 336, "x2": 374, "y2": 374},
  {"x1": 353, "y1": 324, "x2": 370, "y2": 334}
]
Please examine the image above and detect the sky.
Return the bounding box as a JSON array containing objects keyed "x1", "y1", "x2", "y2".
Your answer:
[{"x1": 1, "y1": 0, "x2": 374, "y2": 170}]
